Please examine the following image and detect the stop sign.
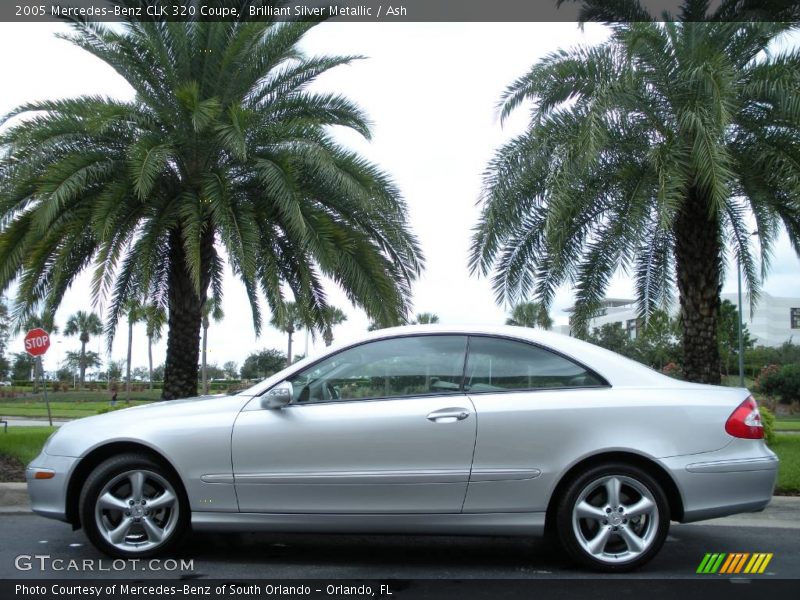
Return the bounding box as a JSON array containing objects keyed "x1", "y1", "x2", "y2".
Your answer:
[{"x1": 24, "y1": 328, "x2": 51, "y2": 357}]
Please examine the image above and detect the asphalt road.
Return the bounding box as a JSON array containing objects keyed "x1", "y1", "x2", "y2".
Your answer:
[{"x1": 0, "y1": 513, "x2": 798, "y2": 580}]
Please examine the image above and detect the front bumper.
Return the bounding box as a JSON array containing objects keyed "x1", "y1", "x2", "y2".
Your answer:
[
  {"x1": 662, "y1": 440, "x2": 779, "y2": 523},
  {"x1": 26, "y1": 451, "x2": 79, "y2": 522}
]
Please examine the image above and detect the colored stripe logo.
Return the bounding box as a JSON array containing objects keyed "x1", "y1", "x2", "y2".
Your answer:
[{"x1": 696, "y1": 553, "x2": 773, "y2": 574}]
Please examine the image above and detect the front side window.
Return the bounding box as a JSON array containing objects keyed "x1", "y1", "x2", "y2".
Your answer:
[
  {"x1": 288, "y1": 335, "x2": 467, "y2": 403},
  {"x1": 464, "y1": 336, "x2": 604, "y2": 392}
]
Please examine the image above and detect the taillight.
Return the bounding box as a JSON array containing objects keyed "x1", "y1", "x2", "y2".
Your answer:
[{"x1": 725, "y1": 396, "x2": 764, "y2": 439}]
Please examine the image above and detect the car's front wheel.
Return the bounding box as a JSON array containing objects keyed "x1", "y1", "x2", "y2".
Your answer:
[
  {"x1": 556, "y1": 462, "x2": 670, "y2": 572},
  {"x1": 79, "y1": 453, "x2": 188, "y2": 558}
]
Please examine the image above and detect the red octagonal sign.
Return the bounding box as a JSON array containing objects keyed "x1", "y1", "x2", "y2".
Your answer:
[{"x1": 24, "y1": 328, "x2": 51, "y2": 357}]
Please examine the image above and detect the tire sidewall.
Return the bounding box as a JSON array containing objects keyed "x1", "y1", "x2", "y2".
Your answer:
[
  {"x1": 556, "y1": 462, "x2": 670, "y2": 572},
  {"x1": 79, "y1": 453, "x2": 188, "y2": 559}
]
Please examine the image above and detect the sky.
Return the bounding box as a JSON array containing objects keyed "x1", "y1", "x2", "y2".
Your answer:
[{"x1": 1, "y1": 21, "x2": 800, "y2": 376}]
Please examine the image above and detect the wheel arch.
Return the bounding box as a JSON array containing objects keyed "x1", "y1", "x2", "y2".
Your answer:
[
  {"x1": 65, "y1": 441, "x2": 187, "y2": 529},
  {"x1": 544, "y1": 451, "x2": 685, "y2": 532}
]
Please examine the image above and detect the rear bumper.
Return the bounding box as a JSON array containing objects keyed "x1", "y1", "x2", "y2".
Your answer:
[
  {"x1": 26, "y1": 452, "x2": 78, "y2": 523},
  {"x1": 662, "y1": 442, "x2": 778, "y2": 523}
]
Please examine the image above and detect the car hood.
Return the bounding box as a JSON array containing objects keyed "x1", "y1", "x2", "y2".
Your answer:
[{"x1": 45, "y1": 393, "x2": 252, "y2": 458}]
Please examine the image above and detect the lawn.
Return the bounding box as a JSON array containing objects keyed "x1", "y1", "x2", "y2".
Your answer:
[
  {"x1": 774, "y1": 418, "x2": 800, "y2": 432},
  {"x1": 720, "y1": 375, "x2": 757, "y2": 389},
  {"x1": 0, "y1": 390, "x2": 158, "y2": 419},
  {"x1": 772, "y1": 434, "x2": 800, "y2": 495},
  {"x1": 0, "y1": 427, "x2": 56, "y2": 465}
]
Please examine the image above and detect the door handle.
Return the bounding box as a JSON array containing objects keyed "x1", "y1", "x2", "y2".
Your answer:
[{"x1": 427, "y1": 408, "x2": 470, "y2": 422}]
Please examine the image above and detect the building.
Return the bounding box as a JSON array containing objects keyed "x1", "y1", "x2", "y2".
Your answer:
[{"x1": 565, "y1": 293, "x2": 800, "y2": 347}]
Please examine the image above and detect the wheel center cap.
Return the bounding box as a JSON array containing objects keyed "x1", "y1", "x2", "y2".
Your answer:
[
  {"x1": 609, "y1": 512, "x2": 623, "y2": 526},
  {"x1": 132, "y1": 505, "x2": 144, "y2": 518}
]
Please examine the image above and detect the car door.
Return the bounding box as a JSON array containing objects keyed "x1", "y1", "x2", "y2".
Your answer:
[
  {"x1": 462, "y1": 335, "x2": 607, "y2": 513},
  {"x1": 231, "y1": 334, "x2": 476, "y2": 513}
]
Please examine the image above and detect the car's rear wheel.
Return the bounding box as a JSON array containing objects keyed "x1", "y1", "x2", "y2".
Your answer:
[
  {"x1": 79, "y1": 453, "x2": 188, "y2": 558},
  {"x1": 555, "y1": 462, "x2": 670, "y2": 572}
]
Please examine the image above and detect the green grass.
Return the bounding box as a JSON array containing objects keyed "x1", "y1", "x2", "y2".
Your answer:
[
  {"x1": 0, "y1": 390, "x2": 157, "y2": 418},
  {"x1": 0, "y1": 426, "x2": 56, "y2": 465},
  {"x1": 2, "y1": 390, "x2": 162, "y2": 401},
  {"x1": 771, "y1": 434, "x2": 800, "y2": 494},
  {"x1": 0, "y1": 401, "x2": 152, "y2": 418},
  {"x1": 721, "y1": 375, "x2": 757, "y2": 389},
  {"x1": 772, "y1": 434, "x2": 800, "y2": 494},
  {"x1": 774, "y1": 418, "x2": 800, "y2": 432}
]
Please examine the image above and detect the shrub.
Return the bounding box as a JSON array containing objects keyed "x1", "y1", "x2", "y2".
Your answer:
[
  {"x1": 759, "y1": 405, "x2": 776, "y2": 445},
  {"x1": 757, "y1": 363, "x2": 800, "y2": 405}
]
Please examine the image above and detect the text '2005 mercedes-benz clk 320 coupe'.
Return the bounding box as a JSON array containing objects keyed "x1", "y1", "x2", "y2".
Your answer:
[{"x1": 27, "y1": 325, "x2": 777, "y2": 571}]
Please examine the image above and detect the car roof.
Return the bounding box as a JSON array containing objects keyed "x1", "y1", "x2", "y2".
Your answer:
[
  {"x1": 350, "y1": 325, "x2": 674, "y2": 387},
  {"x1": 238, "y1": 324, "x2": 685, "y2": 398}
]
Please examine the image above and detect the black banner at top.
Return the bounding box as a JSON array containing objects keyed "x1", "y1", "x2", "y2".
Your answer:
[{"x1": 3, "y1": 0, "x2": 800, "y2": 23}]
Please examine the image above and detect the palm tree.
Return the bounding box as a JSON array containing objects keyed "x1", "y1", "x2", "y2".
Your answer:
[
  {"x1": 505, "y1": 302, "x2": 552, "y2": 330},
  {"x1": 122, "y1": 299, "x2": 146, "y2": 401},
  {"x1": 321, "y1": 306, "x2": 347, "y2": 347},
  {"x1": 20, "y1": 312, "x2": 59, "y2": 335},
  {"x1": 270, "y1": 302, "x2": 306, "y2": 366},
  {"x1": 64, "y1": 311, "x2": 102, "y2": 387},
  {"x1": 0, "y1": 297, "x2": 8, "y2": 380},
  {"x1": 471, "y1": 13, "x2": 800, "y2": 384},
  {"x1": 0, "y1": 5, "x2": 423, "y2": 400},
  {"x1": 144, "y1": 304, "x2": 167, "y2": 390},
  {"x1": 201, "y1": 298, "x2": 224, "y2": 394},
  {"x1": 64, "y1": 350, "x2": 102, "y2": 382},
  {"x1": 413, "y1": 312, "x2": 440, "y2": 325}
]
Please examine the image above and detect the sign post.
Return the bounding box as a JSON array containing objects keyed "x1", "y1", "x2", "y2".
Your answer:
[{"x1": 24, "y1": 328, "x2": 52, "y2": 427}]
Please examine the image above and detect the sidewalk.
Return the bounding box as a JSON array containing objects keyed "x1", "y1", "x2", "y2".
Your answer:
[
  {"x1": 1, "y1": 482, "x2": 798, "y2": 527},
  {"x1": 685, "y1": 495, "x2": 800, "y2": 530}
]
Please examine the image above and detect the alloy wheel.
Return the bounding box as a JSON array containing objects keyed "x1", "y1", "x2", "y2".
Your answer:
[
  {"x1": 571, "y1": 474, "x2": 660, "y2": 564},
  {"x1": 94, "y1": 469, "x2": 180, "y2": 553}
]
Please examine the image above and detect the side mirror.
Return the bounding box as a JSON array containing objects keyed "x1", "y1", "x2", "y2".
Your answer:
[{"x1": 261, "y1": 381, "x2": 293, "y2": 409}]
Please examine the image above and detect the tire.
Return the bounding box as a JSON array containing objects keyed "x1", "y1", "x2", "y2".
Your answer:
[
  {"x1": 555, "y1": 462, "x2": 670, "y2": 572},
  {"x1": 79, "y1": 453, "x2": 188, "y2": 558}
]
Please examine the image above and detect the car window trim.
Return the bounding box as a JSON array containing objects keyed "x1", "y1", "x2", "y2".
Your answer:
[
  {"x1": 463, "y1": 334, "x2": 611, "y2": 394},
  {"x1": 285, "y1": 333, "x2": 471, "y2": 406},
  {"x1": 287, "y1": 389, "x2": 469, "y2": 407}
]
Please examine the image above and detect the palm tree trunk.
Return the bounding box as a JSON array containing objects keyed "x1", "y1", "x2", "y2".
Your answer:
[
  {"x1": 163, "y1": 228, "x2": 210, "y2": 400},
  {"x1": 287, "y1": 330, "x2": 293, "y2": 366},
  {"x1": 675, "y1": 188, "x2": 722, "y2": 384},
  {"x1": 126, "y1": 317, "x2": 133, "y2": 402},
  {"x1": 202, "y1": 323, "x2": 208, "y2": 395},
  {"x1": 79, "y1": 341, "x2": 87, "y2": 388},
  {"x1": 148, "y1": 336, "x2": 153, "y2": 391}
]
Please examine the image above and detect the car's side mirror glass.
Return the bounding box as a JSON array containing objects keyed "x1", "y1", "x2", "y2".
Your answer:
[{"x1": 261, "y1": 381, "x2": 293, "y2": 409}]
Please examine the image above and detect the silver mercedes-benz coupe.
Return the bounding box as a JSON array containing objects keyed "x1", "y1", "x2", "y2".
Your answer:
[{"x1": 27, "y1": 325, "x2": 777, "y2": 571}]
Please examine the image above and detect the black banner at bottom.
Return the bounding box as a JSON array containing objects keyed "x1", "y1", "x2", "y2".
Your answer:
[{"x1": 3, "y1": 579, "x2": 800, "y2": 600}]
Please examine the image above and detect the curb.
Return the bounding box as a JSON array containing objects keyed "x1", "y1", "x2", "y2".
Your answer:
[{"x1": 0, "y1": 483, "x2": 30, "y2": 513}]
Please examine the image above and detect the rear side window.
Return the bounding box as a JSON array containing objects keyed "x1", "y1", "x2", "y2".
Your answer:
[{"x1": 464, "y1": 336, "x2": 605, "y2": 392}]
